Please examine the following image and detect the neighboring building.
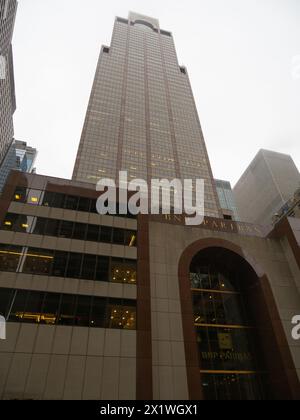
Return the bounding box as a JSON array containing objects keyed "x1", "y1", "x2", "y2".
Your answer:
[
  {"x1": 0, "y1": 140, "x2": 37, "y2": 192},
  {"x1": 0, "y1": 0, "x2": 18, "y2": 167},
  {"x1": 234, "y1": 149, "x2": 300, "y2": 226},
  {"x1": 215, "y1": 179, "x2": 239, "y2": 221},
  {"x1": 73, "y1": 12, "x2": 221, "y2": 218},
  {"x1": 0, "y1": 13, "x2": 299, "y2": 402}
]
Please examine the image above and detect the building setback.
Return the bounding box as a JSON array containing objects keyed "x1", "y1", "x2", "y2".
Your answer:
[
  {"x1": 234, "y1": 149, "x2": 300, "y2": 226},
  {"x1": 72, "y1": 12, "x2": 221, "y2": 219},
  {"x1": 0, "y1": 0, "x2": 18, "y2": 167},
  {"x1": 215, "y1": 179, "x2": 239, "y2": 221}
]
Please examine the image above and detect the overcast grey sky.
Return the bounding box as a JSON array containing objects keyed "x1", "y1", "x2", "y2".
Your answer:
[{"x1": 12, "y1": 0, "x2": 300, "y2": 186}]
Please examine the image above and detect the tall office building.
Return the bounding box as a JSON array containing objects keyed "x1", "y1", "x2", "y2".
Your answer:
[
  {"x1": 0, "y1": 139, "x2": 37, "y2": 191},
  {"x1": 215, "y1": 179, "x2": 239, "y2": 221},
  {"x1": 234, "y1": 150, "x2": 300, "y2": 226},
  {"x1": 73, "y1": 12, "x2": 221, "y2": 218},
  {"x1": 0, "y1": 13, "x2": 299, "y2": 401},
  {"x1": 0, "y1": 0, "x2": 18, "y2": 166}
]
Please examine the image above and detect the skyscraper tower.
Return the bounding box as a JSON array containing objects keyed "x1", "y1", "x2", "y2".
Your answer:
[
  {"x1": 0, "y1": 0, "x2": 18, "y2": 166},
  {"x1": 73, "y1": 12, "x2": 221, "y2": 218}
]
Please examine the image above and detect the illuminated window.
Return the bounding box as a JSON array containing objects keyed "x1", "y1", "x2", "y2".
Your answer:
[{"x1": 111, "y1": 259, "x2": 137, "y2": 284}]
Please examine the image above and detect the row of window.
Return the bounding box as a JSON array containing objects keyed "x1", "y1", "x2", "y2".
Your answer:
[
  {"x1": 0, "y1": 288, "x2": 136, "y2": 330},
  {"x1": 2, "y1": 213, "x2": 137, "y2": 247},
  {"x1": 13, "y1": 187, "x2": 136, "y2": 219},
  {"x1": 0, "y1": 244, "x2": 137, "y2": 284}
]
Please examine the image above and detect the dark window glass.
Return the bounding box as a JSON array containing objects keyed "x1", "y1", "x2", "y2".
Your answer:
[
  {"x1": 111, "y1": 259, "x2": 137, "y2": 284},
  {"x1": 124, "y1": 231, "x2": 137, "y2": 247},
  {"x1": 17, "y1": 215, "x2": 35, "y2": 233},
  {"x1": 81, "y1": 255, "x2": 96, "y2": 280},
  {"x1": 32, "y1": 217, "x2": 45, "y2": 235},
  {"x1": 90, "y1": 297, "x2": 107, "y2": 328},
  {"x1": 113, "y1": 229, "x2": 124, "y2": 245},
  {"x1": 64, "y1": 195, "x2": 79, "y2": 211},
  {"x1": 66, "y1": 253, "x2": 82, "y2": 279},
  {"x1": 22, "y1": 291, "x2": 45, "y2": 324},
  {"x1": 90, "y1": 199, "x2": 98, "y2": 214},
  {"x1": 107, "y1": 299, "x2": 136, "y2": 330},
  {"x1": 95, "y1": 256, "x2": 109, "y2": 282},
  {"x1": 23, "y1": 248, "x2": 53, "y2": 276},
  {"x1": 42, "y1": 191, "x2": 55, "y2": 207},
  {"x1": 78, "y1": 197, "x2": 91, "y2": 212},
  {"x1": 2, "y1": 213, "x2": 18, "y2": 231},
  {"x1": 41, "y1": 293, "x2": 60, "y2": 325},
  {"x1": 0, "y1": 245, "x2": 22, "y2": 272},
  {"x1": 86, "y1": 224, "x2": 99, "y2": 242},
  {"x1": 44, "y1": 219, "x2": 60, "y2": 236},
  {"x1": 73, "y1": 223, "x2": 87, "y2": 241},
  {"x1": 59, "y1": 221, "x2": 74, "y2": 238},
  {"x1": 100, "y1": 226, "x2": 112, "y2": 243},
  {"x1": 59, "y1": 294, "x2": 76, "y2": 326},
  {"x1": 0, "y1": 288, "x2": 13, "y2": 318},
  {"x1": 75, "y1": 296, "x2": 92, "y2": 327},
  {"x1": 51, "y1": 193, "x2": 65, "y2": 209},
  {"x1": 9, "y1": 289, "x2": 28, "y2": 322},
  {"x1": 13, "y1": 187, "x2": 27, "y2": 203},
  {"x1": 52, "y1": 251, "x2": 68, "y2": 277}
]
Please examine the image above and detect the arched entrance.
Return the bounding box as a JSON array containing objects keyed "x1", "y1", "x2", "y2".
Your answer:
[{"x1": 178, "y1": 238, "x2": 300, "y2": 401}]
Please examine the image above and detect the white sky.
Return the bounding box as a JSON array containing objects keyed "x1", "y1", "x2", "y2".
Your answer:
[{"x1": 12, "y1": 0, "x2": 300, "y2": 186}]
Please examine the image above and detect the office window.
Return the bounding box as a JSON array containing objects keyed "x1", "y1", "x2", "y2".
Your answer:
[
  {"x1": 81, "y1": 254, "x2": 97, "y2": 280},
  {"x1": 0, "y1": 245, "x2": 22, "y2": 272},
  {"x1": 51, "y1": 192, "x2": 65, "y2": 209},
  {"x1": 111, "y1": 258, "x2": 137, "y2": 284},
  {"x1": 23, "y1": 248, "x2": 54, "y2": 276},
  {"x1": 59, "y1": 220, "x2": 74, "y2": 238},
  {"x1": 100, "y1": 226, "x2": 112, "y2": 243},
  {"x1": 66, "y1": 253, "x2": 82, "y2": 279},
  {"x1": 59, "y1": 294, "x2": 77, "y2": 326},
  {"x1": 32, "y1": 217, "x2": 45, "y2": 235},
  {"x1": 27, "y1": 189, "x2": 43, "y2": 206},
  {"x1": 78, "y1": 197, "x2": 91, "y2": 212},
  {"x1": 44, "y1": 219, "x2": 60, "y2": 236},
  {"x1": 113, "y1": 228, "x2": 125, "y2": 245},
  {"x1": 95, "y1": 256, "x2": 109, "y2": 282},
  {"x1": 73, "y1": 223, "x2": 87, "y2": 241},
  {"x1": 13, "y1": 187, "x2": 26, "y2": 203},
  {"x1": 64, "y1": 195, "x2": 79, "y2": 211},
  {"x1": 52, "y1": 251, "x2": 68, "y2": 277},
  {"x1": 86, "y1": 224, "x2": 99, "y2": 242},
  {"x1": 2, "y1": 288, "x2": 136, "y2": 330}
]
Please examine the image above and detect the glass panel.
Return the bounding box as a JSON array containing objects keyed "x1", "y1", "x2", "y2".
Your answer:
[
  {"x1": 111, "y1": 259, "x2": 137, "y2": 284},
  {"x1": 107, "y1": 300, "x2": 136, "y2": 330},
  {"x1": 42, "y1": 191, "x2": 55, "y2": 207},
  {"x1": 99, "y1": 226, "x2": 112, "y2": 243},
  {"x1": 51, "y1": 193, "x2": 65, "y2": 209},
  {"x1": 75, "y1": 296, "x2": 92, "y2": 327},
  {"x1": 73, "y1": 223, "x2": 87, "y2": 241},
  {"x1": 66, "y1": 253, "x2": 82, "y2": 279},
  {"x1": 64, "y1": 195, "x2": 79, "y2": 211},
  {"x1": 95, "y1": 256, "x2": 109, "y2": 282},
  {"x1": 0, "y1": 288, "x2": 13, "y2": 318},
  {"x1": 31, "y1": 217, "x2": 45, "y2": 235},
  {"x1": 86, "y1": 224, "x2": 99, "y2": 242},
  {"x1": 78, "y1": 197, "x2": 91, "y2": 212},
  {"x1": 90, "y1": 297, "x2": 107, "y2": 328},
  {"x1": 81, "y1": 255, "x2": 96, "y2": 280},
  {"x1": 112, "y1": 229, "x2": 124, "y2": 245},
  {"x1": 124, "y1": 231, "x2": 137, "y2": 247},
  {"x1": 9, "y1": 290, "x2": 28, "y2": 322},
  {"x1": 52, "y1": 251, "x2": 68, "y2": 277},
  {"x1": 59, "y1": 221, "x2": 74, "y2": 238},
  {"x1": 0, "y1": 245, "x2": 22, "y2": 272},
  {"x1": 22, "y1": 291, "x2": 45, "y2": 324},
  {"x1": 58, "y1": 294, "x2": 76, "y2": 326},
  {"x1": 41, "y1": 293, "x2": 60, "y2": 325},
  {"x1": 13, "y1": 187, "x2": 27, "y2": 203},
  {"x1": 22, "y1": 248, "x2": 54, "y2": 275},
  {"x1": 44, "y1": 219, "x2": 60, "y2": 237},
  {"x1": 2, "y1": 213, "x2": 18, "y2": 231}
]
